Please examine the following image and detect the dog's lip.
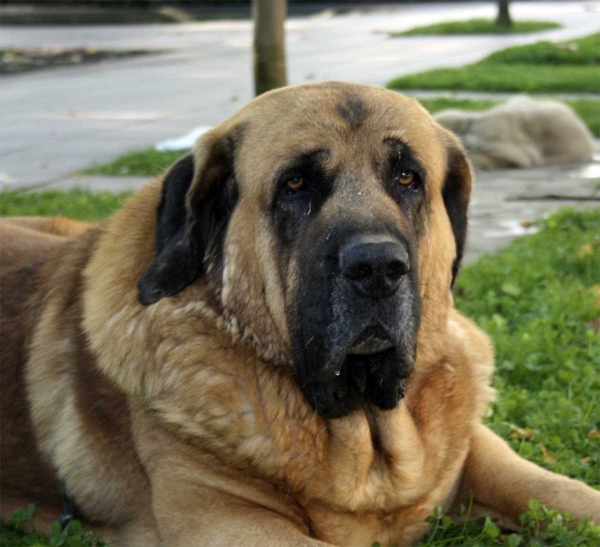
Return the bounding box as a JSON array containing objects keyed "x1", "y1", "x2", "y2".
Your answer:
[
  {"x1": 348, "y1": 335, "x2": 394, "y2": 355},
  {"x1": 319, "y1": 325, "x2": 396, "y2": 378},
  {"x1": 348, "y1": 324, "x2": 393, "y2": 356}
]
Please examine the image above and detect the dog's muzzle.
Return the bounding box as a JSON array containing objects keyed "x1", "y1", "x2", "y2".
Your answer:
[{"x1": 295, "y1": 233, "x2": 420, "y2": 420}]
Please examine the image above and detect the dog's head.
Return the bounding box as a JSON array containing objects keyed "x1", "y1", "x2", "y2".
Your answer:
[{"x1": 138, "y1": 82, "x2": 472, "y2": 419}]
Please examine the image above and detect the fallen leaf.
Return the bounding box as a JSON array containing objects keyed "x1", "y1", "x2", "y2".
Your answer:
[
  {"x1": 540, "y1": 443, "x2": 557, "y2": 464},
  {"x1": 587, "y1": 318, "x2": 600, "y2": 333},
  {"x1": 588, "y1": 285, "x2": 600, "y2": 313},
  {"x1": 587, "y1": 429, "x2": 600, "y2": 439},
  {"x1": 576, "y1": 243, "x2": 594, "y2": 259},
  {"x1": 503, "y1": 422, "x2": 533, "y2": 440}
]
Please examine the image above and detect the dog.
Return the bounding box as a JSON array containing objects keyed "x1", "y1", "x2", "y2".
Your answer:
[
  {"x1": 1, "y1": 82, "x2": 598, "y2": 547},
  {"x1": 434, "y1": 96, "x2": 595, "y2": 170}
]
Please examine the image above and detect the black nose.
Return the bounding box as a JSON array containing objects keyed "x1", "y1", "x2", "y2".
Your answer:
[{"x1": 340, "y1": 237, "x2": 410, "y2": 299}]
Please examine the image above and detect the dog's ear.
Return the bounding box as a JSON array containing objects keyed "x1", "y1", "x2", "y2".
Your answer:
[
  {"x1": 440, "y1": 130, "x2": 473, "y2": 288},
  {"x1": 138, "y1": 131, "x2": 238, "y2": 305}
]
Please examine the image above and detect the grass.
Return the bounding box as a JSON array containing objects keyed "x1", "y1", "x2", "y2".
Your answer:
[
  {"x1": 483, "y1": 33, "x2": 600, "y2": 66},
  {"x1": 0, "y1": 189, "x2": 130, "y2": 221},
  {"x1": 565, "y1": 98, "x2": 600, "y2": 137},
  {"x1": 388, "y1": 64, "x2": 599, "y2": 93},
  {"x1": 85, "y1": 148, "x2": 185, "y2": 177},
  {"x1": 391, "y1": 18, "x2": 561, "y2": 36},
  {"x1": 387, "y1": 33, "x2": 600, "y2": 93},
  {"x1": 457, "y1": 208, "x2": 600, "y2": 486},
  {"x1": 0, "y1": 193, "x2": 598, "y2": 545},
  {"x1": 1, "y1": 506, "x2": 105, "y2": 546},
  {"x1": 418, "y1": 97, "x2": 499, "y2": 113}
]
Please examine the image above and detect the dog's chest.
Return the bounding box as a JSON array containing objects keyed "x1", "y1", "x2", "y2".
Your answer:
[
  {"x1": 305, "y1": 426, "x2": 467, "y2": 547},
  {"x1": 276, "y1": 367, "x2": 477, "y2": 546}
]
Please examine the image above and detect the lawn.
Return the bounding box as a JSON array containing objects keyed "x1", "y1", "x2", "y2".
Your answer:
[
  {"x1": 0, "y1": 189, "x2": 129, "y2": 220},
  {"x1": 391, "y1": 18, "x2": 560, "y2": 37},
  {"x1": 85, "y1": 148, "x2": 185, "y2": 177},
  {"x1": 0, "y1": 190, "x2": 598, "y2": 545},
  {"x1": 387, "y1": 33, "x2": 600, "y2": 93}
]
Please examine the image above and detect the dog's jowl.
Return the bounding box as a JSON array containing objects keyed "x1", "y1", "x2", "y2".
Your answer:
[{"x1": 1, "y1": 82, "x2": 598, "y2": 547}]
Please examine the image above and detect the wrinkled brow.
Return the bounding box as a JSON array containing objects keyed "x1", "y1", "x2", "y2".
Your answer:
[{"x1": 276, "y1": 149, "x2": 332, "y2": 178}]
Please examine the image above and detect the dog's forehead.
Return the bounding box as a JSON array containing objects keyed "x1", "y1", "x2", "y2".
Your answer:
[{"x1": 231, "y1": 83, "x2": 445, "y2": 178}]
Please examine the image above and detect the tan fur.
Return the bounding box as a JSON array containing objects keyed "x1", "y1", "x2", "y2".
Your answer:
[
  {"x1": 434, "y1": 96, "x2": 595, "y2": 170},
  {"x1": 1, "y1": 83, "x2": 598, "y2": 547}
]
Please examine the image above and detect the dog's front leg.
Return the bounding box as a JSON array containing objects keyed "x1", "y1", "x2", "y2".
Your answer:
[
  {"x1": 133, "y1": 410, "x2": 332, "y2": 547},
  {"x1": 147, "y1": 461, "x2": 333, "y2": 547},
  {"x1": 455, "y1": 424, "x2": 600, "y2": 527}
]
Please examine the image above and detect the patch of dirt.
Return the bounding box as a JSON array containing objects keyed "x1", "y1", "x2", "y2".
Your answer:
[{"x1": 0, "y1": 48, "x2": 154, "y2": 75}]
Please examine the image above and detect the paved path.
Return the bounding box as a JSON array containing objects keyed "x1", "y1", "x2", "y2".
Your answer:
[
  {"x1": 37, "y1": 155, "x2": 600, "y2": 263},
  {"x1": 1, "y1": 1, "x2": 599, "y2": 190}
]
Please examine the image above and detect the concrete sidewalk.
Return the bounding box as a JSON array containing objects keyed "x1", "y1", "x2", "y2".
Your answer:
[
  {"x1": 34, "y1": 156, "x2": 600, "y2": 264},
  {"x1": 1, "y1": 1, "x2": 599, "y2": 190}
]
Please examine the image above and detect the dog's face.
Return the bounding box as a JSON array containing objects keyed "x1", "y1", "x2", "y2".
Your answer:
[{"x1": 138, "y1": 82, "x2": 472, "y2": 419}]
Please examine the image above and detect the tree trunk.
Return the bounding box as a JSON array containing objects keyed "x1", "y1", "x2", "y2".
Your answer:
[
  {"x1": 496, "y1": 0, "x2": 512, "y2": 28},
  {"x1": 253, "y1": 0, "x2": 288, "y2": 96}
]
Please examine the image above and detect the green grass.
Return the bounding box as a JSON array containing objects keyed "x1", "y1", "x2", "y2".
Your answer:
[
  {"x1": 456, "y1": 208, "x2": 600, "y2": 486},
  {"x1": 0, "y1": 194, "x2": 598, "y2": 545},
  {"x1": 387, "y1": 33, "x2": 600, "y2": 93},
  {"x1": 1, "y1": 506, "x2": 106, "y2": 546},
  {"x1": 0, "y1": 189, "x2": 130, "y2": 221},
  {"x1": 85, "y1": 148, "x2": 186, "y2": 177},
  {"x1": 418, "y1": 97, "x2": 499, "y2": 113},
  {"x1": 389, "y1": 64, "x2": 599, "y2": 93},
  {"x1": 565, "y1": 98, "x2": 600, "y2": 137},
  {"x1": 483, "y1": 33, "x2": 600, "y2": 66},
  {"x1": 391, "y1": 18, "x2": 561, "y2": 36}
]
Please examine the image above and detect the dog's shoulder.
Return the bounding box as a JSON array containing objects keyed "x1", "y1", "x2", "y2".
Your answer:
[{"x1": 446, "y1": 307, "x2": 496, "y2": 415}]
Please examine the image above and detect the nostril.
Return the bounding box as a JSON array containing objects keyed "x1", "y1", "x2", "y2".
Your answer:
[
  {"x1": 354, "y1": 264, "x2": 371, "y2": 280},
  {"x1": 386, "y1": 260, "x2": 409, "y2": 281}
]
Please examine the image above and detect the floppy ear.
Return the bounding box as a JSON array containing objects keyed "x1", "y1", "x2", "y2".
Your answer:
[
  {"x1": 137, "y1": 131, "x2": 238, "y2": 305},
  {"x1": 441, "y1": 131, "x2": 473, "y2": 288}
]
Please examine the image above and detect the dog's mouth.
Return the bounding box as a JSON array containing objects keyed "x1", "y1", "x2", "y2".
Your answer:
[
  {"x1": 347, "y1": 325, "x2": 395, "y2": 356},
  {"x1": 302, "y1": 325, "x2": 414, "y2": 419}
]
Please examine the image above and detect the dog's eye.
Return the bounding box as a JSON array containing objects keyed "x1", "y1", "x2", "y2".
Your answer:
[
  {"x1": 398, "y1": 171, "x2": 415, "y2": 186},
  {"x1": 286, "y1": 176, "x2": 305, "y2": 193}
]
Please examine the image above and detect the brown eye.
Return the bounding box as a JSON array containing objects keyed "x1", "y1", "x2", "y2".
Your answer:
[
  {"x1": 286, "y1": 176, "x2": 305, "y2": 191},
  {"x1": 398, "y1": 171, "x2": 415, "y2": 186}
]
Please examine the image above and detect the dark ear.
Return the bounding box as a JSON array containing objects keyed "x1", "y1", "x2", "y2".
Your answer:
[
  {"x1": 441, "y1": 132, "x2": 473, "y2": 288},
  {"x1": 138, "y1": 132, "x2": 238, "y2": 305}
]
